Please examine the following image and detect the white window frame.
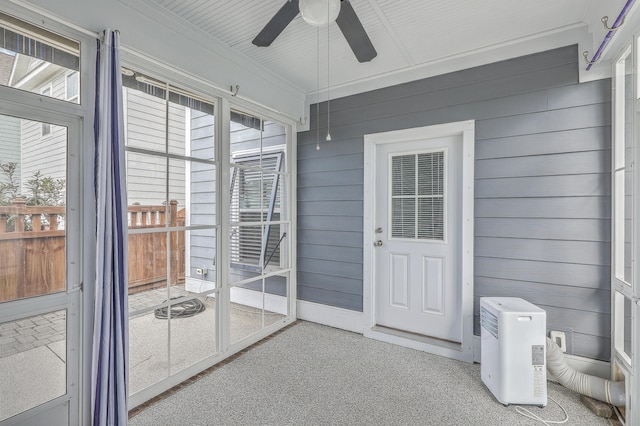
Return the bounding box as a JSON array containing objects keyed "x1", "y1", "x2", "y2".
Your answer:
[{"x1": 611, "y1": 35, "x2": 640, "y2": 426}]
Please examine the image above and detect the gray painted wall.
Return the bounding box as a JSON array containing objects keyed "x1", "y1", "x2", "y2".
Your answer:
[{"x1": 297, "y1": 45, "x2": 612, "y2": 361}]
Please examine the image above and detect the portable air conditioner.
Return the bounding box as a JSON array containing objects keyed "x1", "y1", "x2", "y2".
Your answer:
[{"x1": 480, "y1": 297, "x2": 547, "y2": 406}]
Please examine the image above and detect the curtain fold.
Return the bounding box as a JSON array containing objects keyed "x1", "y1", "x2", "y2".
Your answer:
[{"x1": 92, "y1": 29, "x2": 128, "y2": 426}]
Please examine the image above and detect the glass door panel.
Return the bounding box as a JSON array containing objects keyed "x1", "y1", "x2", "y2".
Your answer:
[
  {"x1": 123, "y1": 68, "x2": 220, "y2": 403},
  {"x1": 0, "y1": 112, "x2": 78, "y2": 425},
  {"x1": 0, "y1": 117, "x2": 67, "y2": 302},
  {"x1": 227, "y1": 111, "x2": 290, "y2": 347},
  {"x1": 0, "y1": 310, "x2": 67, "y2": 421}
]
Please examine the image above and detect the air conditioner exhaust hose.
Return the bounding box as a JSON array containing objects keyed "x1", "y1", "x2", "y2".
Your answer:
[{"x1": 546, "y1": 337, "x2": 625, "y2": 406}]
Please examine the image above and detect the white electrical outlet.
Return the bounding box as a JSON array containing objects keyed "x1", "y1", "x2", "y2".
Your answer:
[
  {"x1": 196, "y1": 268, "x2": 208, "y2": 276},
  {"x1": 550, "y1": 331, "x2": 567, "y2": 352}
]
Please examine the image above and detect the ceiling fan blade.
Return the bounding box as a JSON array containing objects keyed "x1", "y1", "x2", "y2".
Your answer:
[
  {"x1": 252, "y1": 0, "x2": 300, "y2": 47},
  {"x1": 335, "y1": 0, "x2": 377, "y2": 62}
]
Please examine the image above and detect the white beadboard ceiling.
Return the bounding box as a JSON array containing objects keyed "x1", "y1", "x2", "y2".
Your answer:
[{"x1": 143, "y1": 0, "x2": 627, "y2": 99}]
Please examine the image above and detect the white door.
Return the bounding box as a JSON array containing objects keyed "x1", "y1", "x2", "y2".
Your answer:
[
  {"x1": 0, "y1": 109, "x2": 81, "y2": 426},
  {"x1": 374, "y1": 135, "x2": 461, "y2": 341},
  {"x1": 611, "y1": 41, "x2": 639, "y2": 426}
]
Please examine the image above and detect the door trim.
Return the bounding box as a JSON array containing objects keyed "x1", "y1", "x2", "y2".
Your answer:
[
  {"x1": 610, "y1": 39, "x2": 639, "y2": 425},
  {"x1": 0, "y1": 105, "x2": 83, "y2": 425},
  {"x1": 362, "y1": 120, "x2": 475, "y2": 363}
]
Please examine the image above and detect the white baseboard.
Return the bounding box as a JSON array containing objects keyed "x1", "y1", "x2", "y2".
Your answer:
[
  {"x1": 229, "y1": 286, "x2": 288, "y2": 315},
  {"x1": 296, "y1": 300, "x2": 366, "y2": 334},
  {"x1": 473, "y1": 336, "x2": 611, "y2": 380},
  {"x1": 296, "y1": 300, "x2": 473, "y2": 362},
  {"x1": 185, "y1": 276, "x2": 215, "y2": 293},
  {"x1": 295, "y1": 302, "x2": 609, "y2": 378}
]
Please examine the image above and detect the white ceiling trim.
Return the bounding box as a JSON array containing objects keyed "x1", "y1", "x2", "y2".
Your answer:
[
  {"x1": 123, "y1": 0, "x2": 308, "y2": 94},
  {"x1": 10, "y1": 0, "x2": 309, "y2": 120},
  {"x1": 119, "y1": 0, "x2": 309, "y2": 119}
]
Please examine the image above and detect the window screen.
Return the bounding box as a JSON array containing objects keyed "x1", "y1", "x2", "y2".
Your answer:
[{"x1": 391, "y1": 151, "x2": 444, "y2": 240}]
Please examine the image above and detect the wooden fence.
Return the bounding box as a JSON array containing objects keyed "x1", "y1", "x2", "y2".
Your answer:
[
  {"x1": 128, "y1": 200, "x2": 185, "y2": 294},
  {"x1": 0, "y1": 198, "x2": 185, "y2": 302}
]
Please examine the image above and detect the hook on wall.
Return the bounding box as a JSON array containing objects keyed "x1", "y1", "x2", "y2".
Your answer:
[
  {"x1": 585, "y1": 0, "x2": 636, "y2": 71},
  {"x1": 602, "y1": 15, "x2": 625, "y2": 31},
  {"x1": 230, "y1": 85, "x2": 240, "y2": 97},
  {"x1": 583, "y1": 50, "x2": 599, "y2": 65},
  {"x1": 299, "y1": 116, "x2": 308, "y2": 126}
]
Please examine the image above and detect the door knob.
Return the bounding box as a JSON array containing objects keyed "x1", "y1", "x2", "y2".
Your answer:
[{"x1": 374, "y1": 240, "x2": 383, "y2": 247}]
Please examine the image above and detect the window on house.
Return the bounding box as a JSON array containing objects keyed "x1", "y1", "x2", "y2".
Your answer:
[
  {"x1": 66, "y1": 71, "x2": 79, "y2": 102},
  {"x1": 230, "y1": 151, "x2": 283, "y2": 270},
  {"x1": 0, "y1": 11, "x2": 80, "y2": 103},
  {"x1": 41, "y1": 85, "x2": 52, "y2": 137}
]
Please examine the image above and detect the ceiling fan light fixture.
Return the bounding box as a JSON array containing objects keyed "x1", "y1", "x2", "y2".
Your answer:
[{"x1": 299, "y1": 0, "x2": 341, "y2": 27}]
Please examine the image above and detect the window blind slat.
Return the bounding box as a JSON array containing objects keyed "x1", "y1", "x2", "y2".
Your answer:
[{"x1": 391, "y1": 151, "x2": 444, "y2": 241}]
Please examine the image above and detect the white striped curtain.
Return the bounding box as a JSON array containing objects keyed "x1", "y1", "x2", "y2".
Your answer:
[{"x1": 92, "y1": 29, "x2": 129, "y2": 426}]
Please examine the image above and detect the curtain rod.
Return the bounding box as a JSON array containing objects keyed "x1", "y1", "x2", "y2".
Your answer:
[{"x1": 584, "y1": 0, "x2": 636, "y2": 70}]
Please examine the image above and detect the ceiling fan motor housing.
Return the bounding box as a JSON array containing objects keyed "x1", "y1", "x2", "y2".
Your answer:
[{"x1": 300, "y1": 0, "x2": 341, "y2": 26}]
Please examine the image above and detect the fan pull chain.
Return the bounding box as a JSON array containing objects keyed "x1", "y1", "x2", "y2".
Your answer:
[
  {"x1": 326, "y1": 0, "x2": 332, "y2": 142},
  {"x1": 316, "y1": 25, "x2": 320, "y2": 151}
]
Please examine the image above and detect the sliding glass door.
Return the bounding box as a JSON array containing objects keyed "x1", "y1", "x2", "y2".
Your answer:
[
  {"x1": 123, "y1": 70, "x2": 219, "y2": 402},
  {"x1": 122, "y1": 66, "x2": 295, "y2": 407}
]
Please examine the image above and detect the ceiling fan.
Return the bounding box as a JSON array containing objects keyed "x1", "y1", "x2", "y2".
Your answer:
[{"x1": 252, "y1": 0, "x2": 377, "y2": 63}]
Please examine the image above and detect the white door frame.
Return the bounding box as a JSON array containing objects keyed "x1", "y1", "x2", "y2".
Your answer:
[
  {"x1": 611, "y1": 39, "x2": 639, "y2": 425},
  {"x1": 363, "y1": 120, "x2": 475, "y2": 363},
  {"x1": 0, "y1": 97, "x2": 83, "y2": 426}
]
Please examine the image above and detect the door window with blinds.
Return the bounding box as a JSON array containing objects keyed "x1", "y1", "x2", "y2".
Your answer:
[{"x1": 390, "y1": 150, "x2": 445, "y2": 240}]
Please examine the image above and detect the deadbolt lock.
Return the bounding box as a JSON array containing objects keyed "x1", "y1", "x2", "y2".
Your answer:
[{"x1": 375, "y1": 227, "x2": 383, "y2": 233}]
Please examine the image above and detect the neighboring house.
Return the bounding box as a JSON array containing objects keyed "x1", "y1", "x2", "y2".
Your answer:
[
  {"x1": 0, "y1": 51, "x2": 20, "y2": 193},
  {"x1": 2, "y1": 54, "x2": 72, "y2": 194},
  {"x1": 3, "y1": 53, "x2": 190, "y2": 207},
  {"x1": 0, "y1": 115, "x2": 21, "y2": 192},
  {"x1": 122, "y1": 85, "x2": 187, "y2": 207},
  {"x1": 186, "y1": 108, "x2": 287, "y2": 295},
  {"x1": 0, "y1": 49, "x2": 13, "y2": 85}
]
